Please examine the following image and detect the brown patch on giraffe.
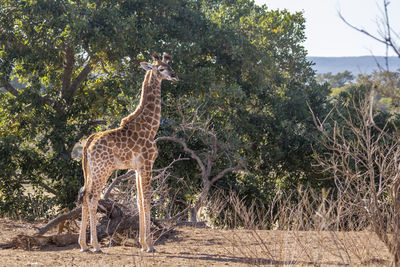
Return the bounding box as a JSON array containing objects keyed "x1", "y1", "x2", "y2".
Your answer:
[
  {"x1": 147, "y1": 95, "x2": 155, "y2": 102},
  {"x1": 100, "y1": 139, "x2": 107, "y2": 145},
  {"x1": 136, "y1": 138, "x2": 145, "y2": 146},
  {"x1": 146, "y1": 103, "x2": 155, "y2": 110},
  {"x1": 145, "y1": 141, "x2": 152, "y2": 149},
  {"x1": 127, "y1": 140, "x2": 135, "y2": 149},
  {"x1": 143, "y1": 123, "x2": 151, "y2": 131}
]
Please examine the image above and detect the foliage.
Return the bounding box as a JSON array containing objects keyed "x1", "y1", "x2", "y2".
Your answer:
[
  {"x1": 159, "y1": 1, "x2": 331, "y2": 208},
  {"x1": 317, "y1": 71, "x2": 354, "y2": 89},
  {"x1": 0, "y1": 0, "x2": 329, "y2": 220}
]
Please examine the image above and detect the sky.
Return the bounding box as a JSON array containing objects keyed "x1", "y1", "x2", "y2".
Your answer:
[{"x1": 254, "y1": 0, "x2": 400, "y2": 57}]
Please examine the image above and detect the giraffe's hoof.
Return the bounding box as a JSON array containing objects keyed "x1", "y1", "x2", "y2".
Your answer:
[
  {"x1": 141, "y1": 247, "x2": 156, "y2": 253},
  {"x1": 80, "y1": 248, "x2": 90, "y2": 252}
]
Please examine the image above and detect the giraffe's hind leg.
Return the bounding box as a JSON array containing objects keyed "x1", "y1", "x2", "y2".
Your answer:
[
  {"x1": 78, "y1": 196, "x2": 89, "y2": 252},
  {"x1": 88, "y1": 193, "x2": 102, "y2": 253}
]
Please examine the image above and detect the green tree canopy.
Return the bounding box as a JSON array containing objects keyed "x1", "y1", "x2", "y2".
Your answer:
[{"x1": 0, "y1": 0, "x2": 330, "y2": 220}]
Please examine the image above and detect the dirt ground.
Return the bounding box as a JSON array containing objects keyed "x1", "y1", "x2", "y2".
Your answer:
[{"x1": 0, "y1": 218, "x2": 392, "y2": 266}]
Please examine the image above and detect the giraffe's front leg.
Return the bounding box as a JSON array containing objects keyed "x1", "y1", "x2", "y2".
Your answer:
[
  {"x1": 137, "y1": 167, "x2": 155, "y2": 252},
  {"x1": 136, "y1": 171, "x2": 145, "y2": 250}
]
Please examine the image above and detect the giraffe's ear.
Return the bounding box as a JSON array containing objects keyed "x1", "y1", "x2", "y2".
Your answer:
[
  {"x1": 152, "y1": 53, "x2": 160, "y2": 62},
  {"x1": 140, "y1": 62, "x2": 154, "y2": 71}
]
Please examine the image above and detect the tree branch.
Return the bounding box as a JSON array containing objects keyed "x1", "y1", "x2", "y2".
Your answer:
[
  {"x1": 1, "y1": 79, "x2": 19, "y2": 97},
  {"x1": 69, "y1": 62, "x2": 93, "y2": 97},
  {"x1": 209, "y1": 162, "x2": 244, "y2": 185},
  {"x1": 153, "y1": 156, "x2": 190, "y2": 178},
  {"x1": 155, "y1": 136, "x2": 207, "y2": 179},
  {"x1": 61, "y1": 45, "x2": 75, "y2": 99},
  {"x1": 103, "y1": 170, "x2": 136, "y2": 200},
  {"x1": 338, "y1": 12, "x2": 389, "y2": 46},
  {"x1": 38, "y1": 181, "x2": 58, "y2": 196},
  {"x1": 338, "y1": 2, "x2": 400, "y2": 58},
  {"x1": 1, "y1": 77, "x2": 55, "y2": 107}
]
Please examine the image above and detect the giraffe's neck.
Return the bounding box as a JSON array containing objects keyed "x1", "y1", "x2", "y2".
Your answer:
[
  {"x1": 120, "y1": 71, "x2": 162, "y2": 132},
  {"x1": 139, "y1": 71, "x2": 161, "y2": 118}
]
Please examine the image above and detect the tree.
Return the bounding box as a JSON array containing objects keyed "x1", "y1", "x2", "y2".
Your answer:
[
  {"x1": 0, "y1": 0, "x2": 213, "y2": 216},
  {"x1": 317, "y1": 71, "x2": 355, "y2": 88},
  {"x1": 156, "y1": 116, "x2": 244, "y2": 222},
  {"x1": 156, "y1": 1, "x2": 331, "y2": 221},
  {"x1": 0, "y1": 0, "x2": 330, "y2": 222}
]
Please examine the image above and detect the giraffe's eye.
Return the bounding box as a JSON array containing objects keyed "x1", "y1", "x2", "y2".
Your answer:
[{"x1": 159, "y1": 68, "x2": 165, "y2": 72}]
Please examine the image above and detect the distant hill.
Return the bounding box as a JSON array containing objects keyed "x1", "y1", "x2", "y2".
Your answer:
[{"x1": 308, "y1": 56, "x2": 400, "y2": 75}]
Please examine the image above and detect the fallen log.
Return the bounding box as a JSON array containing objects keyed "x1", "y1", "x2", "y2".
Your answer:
[
  {"x1": 0, "y1": 233, "x2": 79, "y2": 250},
  {"x1": 37, "y1": 199, "x2": 139, "y2": 236},
  {"x1": 37, "y1": 206, "x2": 82, "y2": 235},
  {"x1": 1, "y1": 199, "x2": 142, "y2": 250}
]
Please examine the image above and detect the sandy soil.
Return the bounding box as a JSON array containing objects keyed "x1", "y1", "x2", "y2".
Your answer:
[{"x1": 0, "y1": 218, "x2": 392, "y2": 266}]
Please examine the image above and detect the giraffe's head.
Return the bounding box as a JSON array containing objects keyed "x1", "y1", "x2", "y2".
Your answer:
[{"x1": 140, "y1": 53, "x2": 179, "y2": 82}]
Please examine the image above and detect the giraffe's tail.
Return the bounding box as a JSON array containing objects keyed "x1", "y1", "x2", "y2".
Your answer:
[
  {"x1": 77, "y1": 134, "x2": 96, "y2": 204},
  {"x1": 77, "y1": 186, "x2": 86, "y2": 204}
]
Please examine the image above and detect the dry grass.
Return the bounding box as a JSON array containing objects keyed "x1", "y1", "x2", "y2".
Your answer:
[
  {"x1": 204, "y1": 187, "x2": 392, "y2": 266},
  {"x1": 0, "y1": 217, "x2": 391, "y2": 266}
]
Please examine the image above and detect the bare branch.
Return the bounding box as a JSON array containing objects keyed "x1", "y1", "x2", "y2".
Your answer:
[
  {"x1": 38, "y1": 181, "x2": 58, "y2": 196},
  {"x1": 209, "y1": 162, "x2": 244, "y2": 185},
  {"x1": 1, "y1": 79, "x2": 19, "y2": 97},
  {"x1": 307, "y1": 101, "x2": 334, "y2": 132},
  {"x1": 383, "y1": 0, "x2": 391, "y2": 42},
  {"x1": 155, "y1": 136, "x2": 207, "y2": 179},
  {"x1": 153, "y1": 156, "x2": 190, "y2": 177},
  {"x1": 338, "y1": 12, "x2": 389, "y2": 46},
  {"x1": 312, "y1": 86, "x2": 400, "y2": 263},
  {"x1": 338, "y1": 1, "x2": 400, "y2": 58},
  {"x1": 103, "y1": 170, "x2": 136, "y2": 200}
]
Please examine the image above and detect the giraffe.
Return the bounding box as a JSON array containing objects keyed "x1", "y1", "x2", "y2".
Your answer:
[{"x1": 78, "y1": 53, "x2": 178, "y2": 253}]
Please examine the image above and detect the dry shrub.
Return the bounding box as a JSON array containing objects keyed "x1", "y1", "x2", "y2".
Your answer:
[
  {"x1": 312, "y1": 88, "x2": 400, "y2": 266},
  {"x1": 206, "y1": 186, "x2": 390, "y2": 266}
]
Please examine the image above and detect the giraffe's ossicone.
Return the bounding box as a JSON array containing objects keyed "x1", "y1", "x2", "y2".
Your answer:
[{"x1": 78, "y1": 53, "x2": 178, "y2": 253}]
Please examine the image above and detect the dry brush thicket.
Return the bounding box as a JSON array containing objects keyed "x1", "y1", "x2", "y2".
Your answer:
[
  {"x1": 2, "y1": 90, "x2": 399, "y2": 265},
  {"x1": 309, "y1": 89, "x2": 400, "y2": 266}
]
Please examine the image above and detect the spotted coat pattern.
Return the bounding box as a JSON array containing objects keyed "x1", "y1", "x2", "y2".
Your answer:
[{"x1": 78, "y1": 54, "x2": 178, "y2": 253}]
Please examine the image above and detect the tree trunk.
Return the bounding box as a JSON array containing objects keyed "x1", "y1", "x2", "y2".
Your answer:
[
  {"x1": 189, "y1": 205, "x2": 199, "y2": 223},
  {"x1": 189, "y1": 181, "x2": 213, "y2": 223}
]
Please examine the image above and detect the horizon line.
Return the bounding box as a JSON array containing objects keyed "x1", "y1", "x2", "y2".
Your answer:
[{"x1": 307, "y1": 55, "x2": 400, "y2": 58}]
